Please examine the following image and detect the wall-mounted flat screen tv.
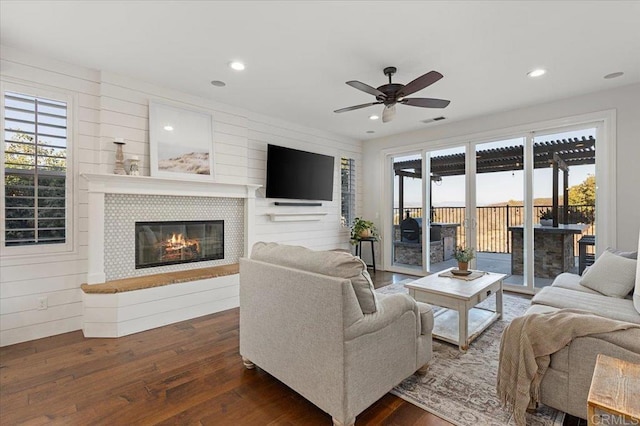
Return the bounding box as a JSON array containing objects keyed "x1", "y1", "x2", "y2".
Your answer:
[{"x1": 266, "y1": 145, "x2": 335, "y2": 201}]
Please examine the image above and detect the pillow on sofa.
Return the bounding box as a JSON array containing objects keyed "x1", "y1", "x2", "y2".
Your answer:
[
  {"x1": 251, "y1": 242, "x2": 377, "y2": 314},
  {"x1": 606, "y1": 247, "x2": 638, "y2": 259},
  {"x1": 580, "y1": 250, "x2": 637, "y2": 298}
]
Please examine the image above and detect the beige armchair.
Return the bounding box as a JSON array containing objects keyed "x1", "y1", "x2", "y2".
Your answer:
[{"x1": 239, "y1": 242, "x2": 433, "y2": 426}]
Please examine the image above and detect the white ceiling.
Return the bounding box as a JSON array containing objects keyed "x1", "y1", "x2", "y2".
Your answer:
[{"x1": 1, "y1": 1, "x2": 639, "y2": 141}]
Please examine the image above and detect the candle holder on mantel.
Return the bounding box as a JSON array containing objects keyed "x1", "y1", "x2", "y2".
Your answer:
[
  {"x1": 113, "y1": 138, "x2": 126, "y2": 175},
  {"x1": 128, "y1": 155, "x2": 140, "y2": 176}
]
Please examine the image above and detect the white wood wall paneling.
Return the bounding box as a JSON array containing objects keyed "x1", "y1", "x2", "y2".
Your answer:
[
  {"x1": 0, "y1": 259, "x2": 88, "y2": 282},
  {"x1": 100, "y1": 96, "x2": 149, "y2": 118},
  {"x1": 0, "y1": 47, "x2": 361, "y2": 346},
  {"x1": 100, "y1": 72, "x2": 250, "y2": 121},
  {"x1": 0, "y1": 59, "x2": 100, "y2": 95},
  {"x1": 0, "y1": 274, "x2": 87, "y2": 298},
  {"x1": 2, "y1": 317, "x2": 83, "y2": 347},
  {"x1": 1, "y1": 289, "x2": 82, "y2": 315},
  {"x1": 1, "y1": 50, "x2": 99, "y2": 346},
  {"x1": 1, "y1": 45, "x2": 100, "y2": 81},
  {"x1": 2, "y1": 302, "x2": 83, "y2": 332}
]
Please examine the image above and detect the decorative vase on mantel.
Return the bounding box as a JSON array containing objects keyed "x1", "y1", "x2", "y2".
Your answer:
[{"x1": 113, "y1": 137, "x2": 126, "y2": 175}]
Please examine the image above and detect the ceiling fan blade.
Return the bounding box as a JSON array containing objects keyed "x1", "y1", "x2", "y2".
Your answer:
[
  {"x1": 382, "y1": 104, "x2": 396, "y2": 123},
  {"x1": 346, "y1": 80, "x2": 386, "y2": 98},
  {"x1": 334, "y1": 102, "x2": 382, "y2": 113},
  {"x1": 398, "y1": 71, "x2": 443, "y2": 97},
  {"x1": 401, "y1": 98, "x2": 451, "y2": 108}
]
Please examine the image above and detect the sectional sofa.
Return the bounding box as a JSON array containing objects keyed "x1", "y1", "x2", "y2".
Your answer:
[{"x1": 523, "y1": 234, "x2": 640, "y2": 419}]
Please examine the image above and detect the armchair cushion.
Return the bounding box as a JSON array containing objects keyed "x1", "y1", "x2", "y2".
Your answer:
[
  {"x1": 345, "y1": 293, "x2": 418, "y2": 340},
  {"x1": 251, "y1": 242, "x2": 377, "y2": 313},
  {"x1": 417, "y1": 302, "x2": 434, "y2": 335}
]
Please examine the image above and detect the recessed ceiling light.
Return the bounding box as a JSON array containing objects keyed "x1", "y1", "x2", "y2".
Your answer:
[
  {"x1": 164, "y1": 125, "x2": 174, "y2": 131},
  {"x1": 369, "y1": 115, "x2": 379, "y2": 120},
  {"x1": 604, "y1": 72, "x2": 624, "y2": 79},
  {"x1": 229, "y1": 61, "x2": 245, "y2": 71},
  {"x1": 527, "y1": 68, "x2": 546, "y2": 78},
  {"x1": 211, "y1": 80, "x2": 226, "y2": 87},
  {"x1": 366, "y1": 130, "x2": 375, "y2": 134}
]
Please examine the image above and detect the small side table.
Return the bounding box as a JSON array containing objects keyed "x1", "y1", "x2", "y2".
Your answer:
[
  {"x1": 587, "y1": 354, "x2": 640, "y2": 426},
  {"x1": 355, "y1": 237, "x2": 376, "y2": 272}
]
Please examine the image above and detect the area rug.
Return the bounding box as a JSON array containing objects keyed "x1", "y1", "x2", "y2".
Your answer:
[{"x1": 376, "y1": 280, "x2": 565, "y2": 426}]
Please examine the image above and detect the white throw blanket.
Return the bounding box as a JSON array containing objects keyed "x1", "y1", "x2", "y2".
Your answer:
[{"x1": 497, "y1": 308, "x2": 639, "y2": 426}]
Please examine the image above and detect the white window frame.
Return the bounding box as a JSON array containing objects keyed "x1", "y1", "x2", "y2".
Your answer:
[
  {"x1": 1, "y1": 81, "x2": 76, "y2": 257},
  {"x1": 380, "y1": 110, "x2": 616, "y2": 273}
]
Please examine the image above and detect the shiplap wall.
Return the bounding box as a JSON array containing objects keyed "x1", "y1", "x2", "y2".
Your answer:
[{"x1": 0, "y1": 46, "x2": 361, "y2": 346}]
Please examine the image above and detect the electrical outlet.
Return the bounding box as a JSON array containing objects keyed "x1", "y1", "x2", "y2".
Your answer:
[{"x1": 37, "y1": 296, "x2": 48, "y2": 310}]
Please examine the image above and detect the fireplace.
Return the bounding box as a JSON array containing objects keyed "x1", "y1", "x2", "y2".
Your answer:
[{"x1": 135, "y1": 220, "x2": 224, "y2": 269}]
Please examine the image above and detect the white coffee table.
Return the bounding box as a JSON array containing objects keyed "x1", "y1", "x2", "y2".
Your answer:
[{"x1": 405, "y1": 268, "x2": 505, "y2": 351}]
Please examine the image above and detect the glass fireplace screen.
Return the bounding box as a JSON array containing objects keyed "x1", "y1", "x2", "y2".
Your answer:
[{"x1": 135, "y1": 220, "x2": 224, "y2": 269}]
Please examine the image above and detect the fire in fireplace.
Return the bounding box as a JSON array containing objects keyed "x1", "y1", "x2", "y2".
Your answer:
[{"x1": 135, "y1": 220, "x2": 224, "y2": 269}]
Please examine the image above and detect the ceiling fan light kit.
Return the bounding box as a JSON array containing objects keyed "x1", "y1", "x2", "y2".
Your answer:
[
  {"x1": 382, "y1": 104, "x2": 395, "y2": 123},
  {"x1": 335, "y1": 66, "x2": 451, "y2": 122}
]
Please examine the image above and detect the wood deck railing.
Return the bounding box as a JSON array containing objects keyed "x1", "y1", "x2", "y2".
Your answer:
[{"x1": 394, "y1": 204, "x2": 595, "y2": 253}]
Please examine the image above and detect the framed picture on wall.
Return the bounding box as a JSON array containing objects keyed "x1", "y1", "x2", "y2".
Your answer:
[{"x1": 149, "y1": 101, "x2": 214, "y2": 181}]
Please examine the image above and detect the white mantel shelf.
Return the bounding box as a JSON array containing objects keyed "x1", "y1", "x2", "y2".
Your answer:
[
  {"x1": 268, "y1": 212, "x2": 328, "y2": 222},
  {"x1": 82, "y1": 173, "x2": 260, "y2": 284},
  {"x1": 81, "y1": 173, "x2": 261, "y2": 198}
]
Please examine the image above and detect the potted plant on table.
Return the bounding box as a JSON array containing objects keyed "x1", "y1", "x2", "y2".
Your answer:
[
  {"x1": 453, "y1": 246, "x2": 475, "y2": 271},
  {"x1": 539, "y1": 208, "x2": 554, "y2": 226},
  {"x1": 350, "y1": 217, "x2": 378, "y2": 244}
]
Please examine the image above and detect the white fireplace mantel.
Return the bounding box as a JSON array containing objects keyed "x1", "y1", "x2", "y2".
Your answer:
[{"x1": 82, "y1": 173, "x2": 260, "y2": 284}]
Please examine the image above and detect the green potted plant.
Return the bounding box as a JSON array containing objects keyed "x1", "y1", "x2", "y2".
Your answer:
[
  {"x1": 453, "y1": 246, "x2": 475, "y2": 271},
  {"x1": 350, "y1": 217, "x2": 378, "y2": 244},
  {"x1": 539, "y1": 208, "x2": 554, "y2": 226}
]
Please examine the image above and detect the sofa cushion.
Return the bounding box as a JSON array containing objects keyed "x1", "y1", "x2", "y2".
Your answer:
[
  {"x1": 532, "y1": 287, "x2": 640, "y2": 324},
  {"x1": 550, "y1": 273, "x2": 602, "y2": 295},
  {"x1": 251, "y1": 242, "x2": 377, "y2": 313},
  {"x1": 579, "y1": 250, "x2": 637, "y2": 298}
]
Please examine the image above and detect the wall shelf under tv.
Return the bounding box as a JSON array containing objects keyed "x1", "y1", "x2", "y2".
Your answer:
[{"x1": 268, "y1": 212, "x2": 328, "y2": 222}]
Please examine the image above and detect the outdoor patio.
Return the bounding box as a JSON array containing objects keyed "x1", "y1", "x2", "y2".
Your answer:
[{"x1": 401, "y1": 251, "x2": 569, "y2": 288}]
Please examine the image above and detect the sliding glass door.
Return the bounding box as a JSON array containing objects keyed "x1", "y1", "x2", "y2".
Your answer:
[
  {"x1": 385, "y1": 122, "x2": 600, "y2": 293},
  {"x1": 474, "y1": 137, "x2": 526, "y2": 286},
  {"x1": 427, "y1": 145, "x2": 467, "y2": 273},
  {"x1": 531, "y1": 128, "x2": 597, "y2": 289},
  {"x1": 391, "y1": 153, "x2": 425, "y2": 272}
]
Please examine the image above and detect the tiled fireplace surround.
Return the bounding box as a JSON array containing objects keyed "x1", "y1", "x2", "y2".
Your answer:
[{"x1": 81, "y1": 174, "x2": 259, "y2": 337}]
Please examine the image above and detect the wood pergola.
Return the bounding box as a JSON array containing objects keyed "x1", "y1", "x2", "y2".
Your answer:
[{"x1": 394, "y1": 136, "x2": 596, "y2": 226}]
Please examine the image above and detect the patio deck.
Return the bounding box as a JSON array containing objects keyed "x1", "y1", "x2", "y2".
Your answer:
[{"x1": 397, "y1": 252, "x2": 576, "y2": 288}]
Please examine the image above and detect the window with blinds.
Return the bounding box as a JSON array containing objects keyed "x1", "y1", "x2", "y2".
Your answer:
[
  {"x1": 341, "y1": 157, "x2": 356, "y2": 228},
  {"x1": 4, "y1": 91, "x2": 67, "y2": 246}
]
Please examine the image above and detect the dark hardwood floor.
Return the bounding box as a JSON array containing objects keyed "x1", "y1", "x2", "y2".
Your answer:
[{"x1": 0, "y1": 270, "x2": 581, "y2": 425}]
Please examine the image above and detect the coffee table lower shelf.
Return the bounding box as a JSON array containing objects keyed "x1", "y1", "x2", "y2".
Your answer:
[{"x1": 432, "y1": 307, "x2": 500, "y2": 348}]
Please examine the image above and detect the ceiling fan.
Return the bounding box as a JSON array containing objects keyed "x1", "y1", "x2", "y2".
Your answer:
[{"x1": 334, "y1": 66, "x2": 450, "y2": 123}]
